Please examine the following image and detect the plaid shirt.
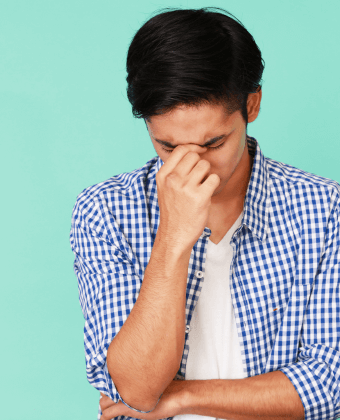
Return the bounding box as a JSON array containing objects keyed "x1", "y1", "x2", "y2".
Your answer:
[{"x1": 70, "y1": 136, "x2": 340, "y2": 420}]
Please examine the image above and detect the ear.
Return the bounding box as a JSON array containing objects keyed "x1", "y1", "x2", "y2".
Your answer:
[{"x1": 247, "y1": 87, "x2": 262, "y2": 123}]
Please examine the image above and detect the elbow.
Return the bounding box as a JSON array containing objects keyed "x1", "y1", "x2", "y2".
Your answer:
[
  {"x1": 113, "y1": 377, "x2": 162, "y2": 413},
  {"x1": 107, "y1": 345, "x2": 163, "y2": 412},
  {"x1": 107, "y1": 340, "x2": 180, "y2": 411},
  {"x1": 116, "y1": 363, "x2": 180, "y2": 412}
]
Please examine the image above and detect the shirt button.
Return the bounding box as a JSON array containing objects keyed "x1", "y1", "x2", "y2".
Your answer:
[
  {"x1": 195, "y1": 271, "x2": 203, "y2": 278},
  {"x1": 185, "y1": 325, "x2": 191, "y2": 333}
]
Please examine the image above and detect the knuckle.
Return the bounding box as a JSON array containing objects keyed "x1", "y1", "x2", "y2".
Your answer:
[
  {"x1": 156, "y1": 170, "x2": 165, "y2": 183},
  {"x1": 165, "y1": 172, "x2": 177, "y2": 183}
]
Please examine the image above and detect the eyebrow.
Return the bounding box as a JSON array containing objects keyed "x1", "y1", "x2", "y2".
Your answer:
[{"x1": 152, "y1": 134, "x2": 228, "y2": 149}]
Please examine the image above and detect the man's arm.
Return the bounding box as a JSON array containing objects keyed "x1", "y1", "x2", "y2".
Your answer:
[
  {"x1": 181, "y1": 371, "x2": 305, "y2": 420},
  {"x1": 107, "y1": 143, "x2": 218, "y2": 412},
  {"x1": 107, "y1": 233, "x2": 191, "y2": 412}
]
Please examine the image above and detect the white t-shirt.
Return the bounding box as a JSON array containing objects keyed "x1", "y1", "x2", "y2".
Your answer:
[{"x1": 174, "y1": 211, "x2": 246, "y2": 420}]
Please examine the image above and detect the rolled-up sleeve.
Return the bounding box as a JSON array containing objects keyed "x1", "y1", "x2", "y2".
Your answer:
[
  {"x1": 69, "y1": 190, "x2": 143, "y2": 406},
  {"x1": 279, "y1": 191, "x2": 340, "y2": 420}
]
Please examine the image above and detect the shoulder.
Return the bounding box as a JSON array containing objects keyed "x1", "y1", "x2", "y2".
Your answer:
[
  {"x1": 71, "y1": 156, "x2": 159, "y2": 217},
  {"x1": 265, "y1": 156, "x2": 340, "y2": 209}
]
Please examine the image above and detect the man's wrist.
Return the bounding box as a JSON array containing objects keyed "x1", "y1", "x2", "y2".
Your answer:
[{"x1": 175, "y1": 380, "x2": 195, "y2": 415}]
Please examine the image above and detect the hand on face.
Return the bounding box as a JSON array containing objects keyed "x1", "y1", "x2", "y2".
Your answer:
[{"x1": 156, "y1": 143, "x2": 220, "y2": 253}]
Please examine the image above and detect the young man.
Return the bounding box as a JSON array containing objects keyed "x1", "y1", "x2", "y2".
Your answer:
[{"x1": 70, "y1": 7, "x2": 340, "y2": 420}]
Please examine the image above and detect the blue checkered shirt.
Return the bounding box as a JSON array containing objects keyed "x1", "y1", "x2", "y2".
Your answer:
[{"x1": 70, "y1": 136, "x2": 340, "y2": 420}]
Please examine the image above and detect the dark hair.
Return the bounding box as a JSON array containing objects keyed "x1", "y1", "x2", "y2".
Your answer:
[{"x1": 126, "y1": 7, "x2": 264, "y2": 124}]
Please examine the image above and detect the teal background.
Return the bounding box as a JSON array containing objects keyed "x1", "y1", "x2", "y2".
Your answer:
[{"x1": 1, "y1": 0, "x2": 339, "y2": 419}]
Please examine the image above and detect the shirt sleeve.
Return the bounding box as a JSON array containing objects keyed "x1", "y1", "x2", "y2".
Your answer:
[
  {"x1": 69, "y1": 189, "x2": 158, "y2": 414},
  {"x1": 278, "y1": 189, "x2": 340, "y2": 420}
]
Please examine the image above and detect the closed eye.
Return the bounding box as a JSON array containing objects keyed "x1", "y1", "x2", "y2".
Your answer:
[{"x1": 161, "y1": 142, "x2": 225, "y2": 153}]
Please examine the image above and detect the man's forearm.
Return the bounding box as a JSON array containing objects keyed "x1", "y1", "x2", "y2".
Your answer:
[
  {"x1": 181, "y1": 370, "x2": 305, "y2": 420},
  {"x1": 107, "y1": 232, "x2": 191, "y2": 412}
]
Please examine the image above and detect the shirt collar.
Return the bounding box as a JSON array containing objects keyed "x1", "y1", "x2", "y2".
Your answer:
[
  {"x1": 242, "y1": 135, "x2": 270, "y2": 242},
  {"x1": 154, "y1": 135, "x2": 270, "y2": 242}
]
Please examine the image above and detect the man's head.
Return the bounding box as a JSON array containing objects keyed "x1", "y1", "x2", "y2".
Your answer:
[
  {"x1": 125, "y1": 8, "x2": 264, "y2": 201},
  {"x1": 126, "y1": 7, "x2": 264, "y2": 125}
]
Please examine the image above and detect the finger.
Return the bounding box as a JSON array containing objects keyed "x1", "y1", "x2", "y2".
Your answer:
[
  {"x1": 157, "y1": 144, "x2": 207, "y2": 177},
  {"x1": 101, "y1": 404, "x2": 127, "y2": 420},
  {"x1": 186, "y1": 158, "x2": 211, "y2": 187},
  {"x1": 100, "y1": 396, "x2": 120, "y2": 411},
  {"x1": 199, "y1": 172, "x2": 221, "y2": 194},
  {"x1": 172, "y1": 150, "x2": 209, "y2": 179}
]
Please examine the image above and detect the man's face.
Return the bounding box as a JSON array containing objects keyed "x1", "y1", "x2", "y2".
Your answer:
[{"x1": 145, "y1": 101, "x2": 250, "y2": 200}]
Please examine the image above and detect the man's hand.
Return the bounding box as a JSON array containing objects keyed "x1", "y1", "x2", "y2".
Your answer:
[
  {"x1": 156, "y1": 144, "x2": 220, "y2": 254},
  {"x1": 100, "y1": 380, "x2": 188, "y2": 420}
]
